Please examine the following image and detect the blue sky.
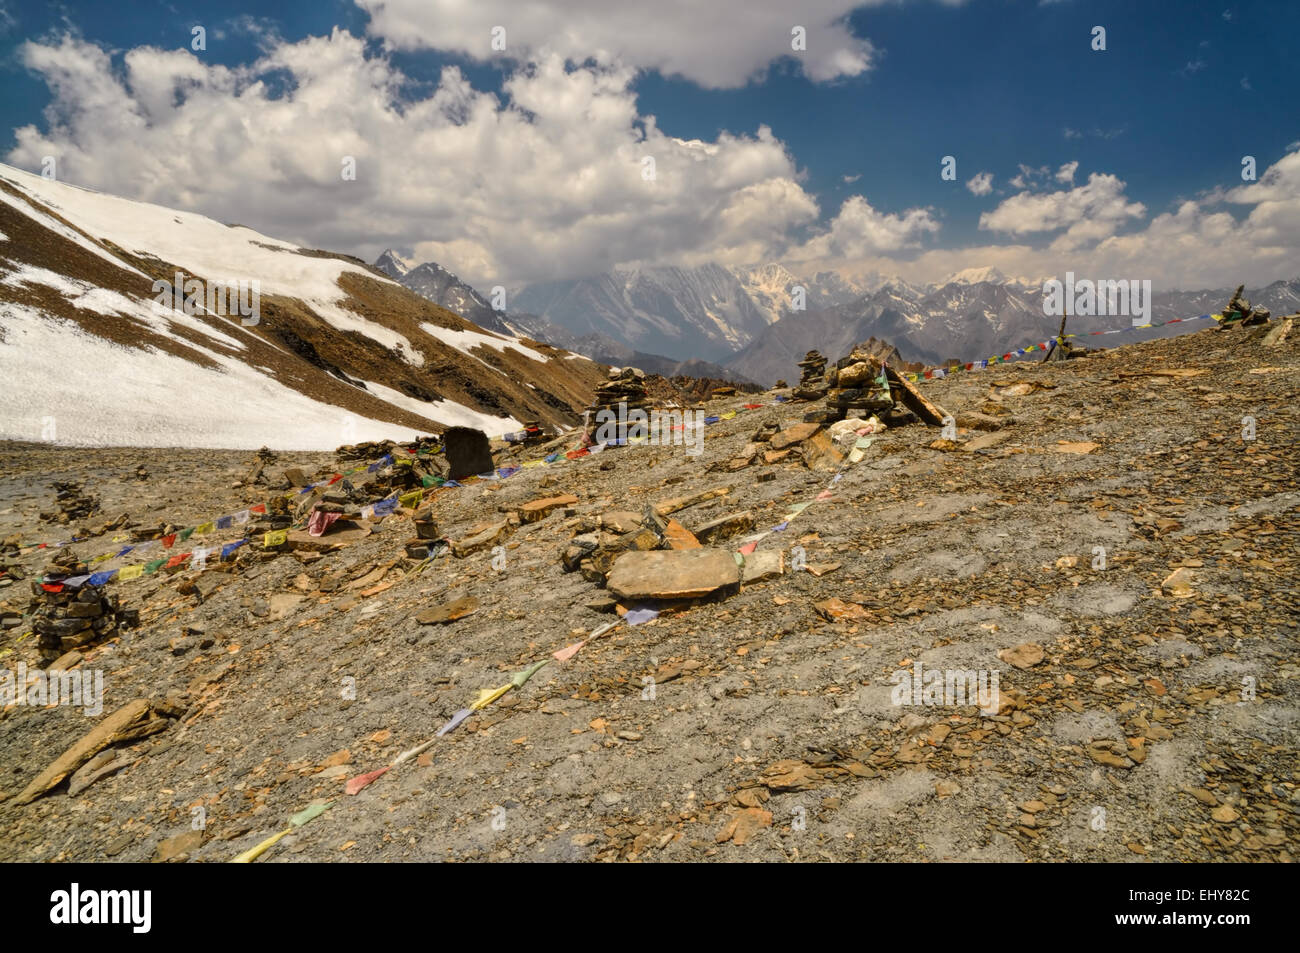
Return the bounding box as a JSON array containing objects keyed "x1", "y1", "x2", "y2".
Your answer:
[{"x1": 1, "y1": 0, "x2": 1297, "y2": 289}]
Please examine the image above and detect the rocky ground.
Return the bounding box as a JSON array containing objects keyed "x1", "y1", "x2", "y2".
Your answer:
[{"x1": 0, "y1": 320, "x2": 1296, "y2": 863}]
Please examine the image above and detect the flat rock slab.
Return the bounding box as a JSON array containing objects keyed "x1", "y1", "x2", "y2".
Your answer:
[
  {"x1": 693, "y1": 510, "x2": 754, "y2": 544},
  {"x1": 288, "y1": 521, "x2": 371, "y2": 553},
  {"x1": 814, "y1": 598, "x2": 871, "y2": 622},
  {"x1": 452, "y1": 520, "x2": 510, "y2": 557},
  {"x1": 14, "y1": 699, "x2": 152, "y2": 805},
  {"x1": 885, "y1": 366, "x2": 949, "y2": 426},
  {"x1": 962, "y1": 431, "x2": 1013, "y2": 453},
  {"x1": 605, "y1": 548, "x2": 740, "y2": 601},
  {"x1": 801, "y1": 430, "x2": 845, "y2": 471},
  {"x1": 520, "y1": 494, "x2": 578, "y2": 523},
  {"x1": 416, "y1": 596, "x2": 480, "y2": 625},
  {"x1": 600, "y1": 510, "x2": 644, "y2": 534},
  {"x1": 662, "y1": 518, "x2": 701, "y2": 550},
  {"x1": 653, "y1": 485, "x2": 732, "y2": 517},
  {"x1": 770, "y1": 422, "x2": 822, "y2": 451},
  {"x1": 741, "y1": 550, "x2": 784, "y2": 584}
]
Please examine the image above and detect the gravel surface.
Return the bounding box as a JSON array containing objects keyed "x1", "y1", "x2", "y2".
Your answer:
[{"x1": 0, "y1": 321, "x2": 1296, "y2": 863}]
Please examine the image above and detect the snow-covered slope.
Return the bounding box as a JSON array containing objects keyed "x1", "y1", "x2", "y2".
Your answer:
[{"x1": 0, "y1": 165, "x2": 600, "y2": 449}]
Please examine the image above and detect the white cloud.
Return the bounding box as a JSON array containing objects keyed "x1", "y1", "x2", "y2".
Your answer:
[
  {"x1": 965, "y1": 172, "x2": 993, "y2": 196},
  {"x1": 1008, "y1": 164, "x2": 1049, "y2": 189},
  {"x1": 8, "y1": 31, "x2": 825, "y2": 288},
  {"x1": 790, "y1": 195, "x2": 940, "y2": 261},
  {"x1": 1055, "y1": 161, "x2": 1078, "y2": 184},
  {"x1": 356, "y1": 0, "x2": 888, "y2": 89},
  {"x1": 979, "y1": 173, "x2": 1146, "y2": 250},
  {"x1": 845, "y1": 147, "x2": 1300, "y2": 291}
]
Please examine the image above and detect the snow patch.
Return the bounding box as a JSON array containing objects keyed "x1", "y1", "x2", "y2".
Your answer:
[
  {"x1": 2, "y1": 263, "x2": 246, "y2": 350},
  {"x1": 361, "y1": 380, "x2": 520, "y2": 436},
  {"x1": 0, "y1": 307, "x2": 421, "y2": 450},
  {"x1": 418, "y1": 322, "x2": 549, "y2": 365}
]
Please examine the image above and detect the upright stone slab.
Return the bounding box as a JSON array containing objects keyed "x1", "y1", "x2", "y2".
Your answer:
[{"x1": 443, "y1": 426, "x2": 494, "y2": 480}]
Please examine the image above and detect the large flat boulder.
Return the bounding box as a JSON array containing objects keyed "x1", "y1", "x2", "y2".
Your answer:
[
  {"x1": 605, "y1": 549, "x2": 740, "y2": 601},
  {"x1": 519, "y1": 494, "x2": 578, "y2": 523},
  {"x1": 770, "y1": 422, "x2": 822, "y2": 450},
  {"x1": 287, "y1": 520, "x2": 371, "y2": 553}
]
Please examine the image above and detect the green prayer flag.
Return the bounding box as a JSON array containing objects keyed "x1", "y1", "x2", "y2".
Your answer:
[
  {"x1": 290, "y1": 801, "x2": 332, "y2": 827},
  {"x1": 511, "y1": 660, "x2": 549, "y2": 689}
]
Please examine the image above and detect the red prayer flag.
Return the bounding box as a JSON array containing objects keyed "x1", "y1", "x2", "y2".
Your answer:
[{"x1": 345, "y1": 767, "x2": 390, "y2": 795}]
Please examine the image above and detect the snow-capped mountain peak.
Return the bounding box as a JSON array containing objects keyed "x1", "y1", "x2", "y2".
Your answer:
[
  {"x1": 943, "y1": 265, "x2": 1009, "y2": 285},
  {"x1": 374, "y1": 248, "x2": 413, "y2": 279}
]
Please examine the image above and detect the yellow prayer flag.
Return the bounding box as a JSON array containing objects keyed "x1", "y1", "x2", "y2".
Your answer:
[
  {"x1": 399, "y1": 490, "x2": 422, "y2": 509},
  {"x1": 470, "y1": 684, "x2": 512, "y2": 711},
  {"x1": 231, "y1": 828, "x2": 292, "y2": 864},
  {"x1": 195, "y1": 522, "x2": 215, "y2": 535},
  {"x1": 118, "y1": 564, "x2": 145, "y2": 581},
  {"x1": 263, "y1": 530, "x2": 288, "y2": 548}
]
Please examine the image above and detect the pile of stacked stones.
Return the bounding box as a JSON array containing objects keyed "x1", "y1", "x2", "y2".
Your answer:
[
  {"x1": 31, "y1": 550, "x2": 138, "y2": 664},
  {"x1": 589, "y1": 367, "x2": 650, "y2": 441},
  {"x1": 404, "y1": 505, "x2": 443, "y2": 560},
  {"x1": 793, "y1": 351, "x2": 828, "y2": 401},
  {"x1": 821, "y1": 345, "x2": 894, "y2": 423},
  {"x1": 519, "y1": 420, "x2": 547, "y2": 446},
  {"x1": 39, "y1": 481, "x2": 100, "y2": 525}
]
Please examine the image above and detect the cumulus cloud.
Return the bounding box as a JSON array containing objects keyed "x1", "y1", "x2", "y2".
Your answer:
[
  {"x1": 965, "y1": 172, "x2": 993, "y2": 196},
  {"x1": 356, "y1": 0, "x2": 885, "y2": 89},
  {"x1": 1008, "y1": 164, "x2": 1049, "y2": 189},
  {"x1": 979, "y1": 173, "x2": 1146, "y2": 250},
  {"x1": 790, "y1": 195, "x2": 940, "y2": 261},
  {"x1": 1055, "y1": 161, "x2": 1078, "y2": 184},
  {"x1": 863, "y1": 147, "x2": 1300, "y2": 290},
  {"x1": 8, "y1": 31, "x2": 828, "y2": 287}
]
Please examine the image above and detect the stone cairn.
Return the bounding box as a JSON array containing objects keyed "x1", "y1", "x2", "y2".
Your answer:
[
  {"x1": 588, "y1": 367, "x2": 650, "y2": 442},
  {"x1": 1221, "y1": 284, "x2": 1271, "y2": 327},
  {"x1": 519, "y1": 420, "x2": 547, "y2": 446},
  {"x1": 39, "y1": 481, "x2": 100, "y2": 525},
  {"x1": 823, "y1": 345, "x2": 894, "y2": 423},
  {"x1": 31, "y1": 550, "x2": 138, "y2": 664},
  {"x1": 405, "y1": 505, "x2": 443, "y2": 560},
  {"x1": 792, "y1": 350, "x2": 828, "y2": 401}
]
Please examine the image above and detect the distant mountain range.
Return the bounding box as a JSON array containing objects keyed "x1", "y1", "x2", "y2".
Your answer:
[
  {"x1": 730, "y1": 275, "x2": 1300, "y2": 385},
  {"x1": 376, "y1": 250, "x2": 760, "y2": 383},
  {"x1": 376, "y1": 249, "x2": 1300, "y2": 387}
]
